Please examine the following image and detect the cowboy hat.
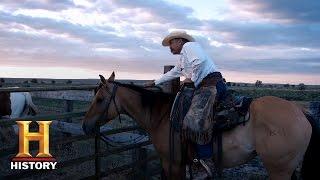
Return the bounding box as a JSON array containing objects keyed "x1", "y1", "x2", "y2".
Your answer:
[{"x1": 162, "y1": 30, "x2": 195, "y2": 46}]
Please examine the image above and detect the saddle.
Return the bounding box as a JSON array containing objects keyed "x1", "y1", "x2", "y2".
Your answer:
[
  {"x1": 170, "y1": 87, "x2": 252, "y2": 134},
  {"x1": 169, "y1": 86, "x2": 253, "y2": 177},
  {"x1": 213, "y1": 89, "x2": 253, "y2": 131}
]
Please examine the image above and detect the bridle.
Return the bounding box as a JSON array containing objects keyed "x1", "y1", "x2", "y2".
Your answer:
[
  {"x1": 100, "y1": 82, "x2": 122, "y2": 124},
  {"x1": 95, "y1": 81, "x2": 123, "y2": 143},
  {"x1": 95, "y1": 81, "x2": 171, "y2": 145}
]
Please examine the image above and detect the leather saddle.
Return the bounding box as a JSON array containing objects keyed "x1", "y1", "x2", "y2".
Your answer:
[
  {"x1": 168, "y1": 86, "x2": 253, "y2": 178},
  {"x1": 170, "y1": 87, "x2": 253, "y2": 134},
  {"x1": 169, "y1": 87, "x2": 253, "y2": 177}
]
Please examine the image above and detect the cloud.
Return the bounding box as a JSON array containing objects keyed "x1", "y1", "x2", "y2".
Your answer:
[
  {"x1": 227, "y1": 0, "x2": 320, "y2": 23},
  {"x1": 220, "y1": 58, "x2": 320, "y2": 75},
  {"x1": 0, "y1": 10, "x2": 170, "y2": 59},
  {"x1": 109, "y1": 0, "x2": 203, "y2": 28},
  {"x1": 0, "y1": 0, "x2": 75, "y2": 11},
  {"x1": 203, "y1": 19, "x2": 320, "y2": 48},
  {"x1": 0, "y1": 0, "x2": 319, "y2": 84}
]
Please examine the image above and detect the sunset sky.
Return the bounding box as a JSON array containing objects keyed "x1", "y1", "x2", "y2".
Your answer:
[{"x1": 0, "y1": 0, "x2": 319, "y2": 84}]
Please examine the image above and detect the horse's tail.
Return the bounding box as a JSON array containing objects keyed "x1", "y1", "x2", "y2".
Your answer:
[
  {"x1": 24, "y1": 92, "x2": 38, "y2": 115},
  {"x1": 301, "y1": 110, "x2": 320, "y2": 180}
]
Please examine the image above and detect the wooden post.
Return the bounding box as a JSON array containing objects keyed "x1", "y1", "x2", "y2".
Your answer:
[
  {"x1": 162, "y1": 65, "x2": 180, "y2": 94},
  {"x1": 95, "y1": 131, "x2": 101, "y2": 180},
  {"x1": 131, "y1": 119, "x2": 139, "y2": 179},
  {"x1": 63, "y1": 100, "x2": 74, "y2": 152},
  {"x1": 132, "y1": 120, "x2": 147, "y2": 180},
  {"x1": 64, "y1": 100, "x2": 73, "y2": 123}
]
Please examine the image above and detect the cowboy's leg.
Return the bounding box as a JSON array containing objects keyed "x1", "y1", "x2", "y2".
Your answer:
[
  {"x1": 183, "y1": 85, "x2": 217, "y2": 145},
  {"x1": 216, "y1": 80, "x2": 228, "y2": 101},
  {"x1": 197, "y1": 80, "x2": 226, "y2": 160}
]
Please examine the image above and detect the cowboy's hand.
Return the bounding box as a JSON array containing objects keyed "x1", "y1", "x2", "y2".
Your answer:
[{"x1": 144, "y1": 80, "x2": 155, "y2": 87}]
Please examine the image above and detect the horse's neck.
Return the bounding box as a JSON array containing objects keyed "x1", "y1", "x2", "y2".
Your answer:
[{"x1": 117, "y1": 87, "x2": 170, "y2": 131}]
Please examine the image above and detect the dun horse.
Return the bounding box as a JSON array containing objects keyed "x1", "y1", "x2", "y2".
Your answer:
[{"x1": 82, "y1": 72, "x2": 319, "y2": 180}]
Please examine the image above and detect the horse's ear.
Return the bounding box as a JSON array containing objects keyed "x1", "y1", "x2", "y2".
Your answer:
[
  {"x1": 99, "y1": 74, "x2": 107, "y2": 84},
  {"x1": 108, "y1": 71, "x2": 115, "y2": 81}
]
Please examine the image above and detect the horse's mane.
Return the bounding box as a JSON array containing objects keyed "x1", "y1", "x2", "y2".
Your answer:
[{"x1": 110, "y1": 81, "x2": 175, "y2": 107}]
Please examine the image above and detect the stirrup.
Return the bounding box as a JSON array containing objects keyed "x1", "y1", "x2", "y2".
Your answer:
[
  {"x1": 199, "y1": 159, "x2": 213, "y2": 178},
  {"x1": 192, "y1": 159, "x2": 213, "y2": 178}
]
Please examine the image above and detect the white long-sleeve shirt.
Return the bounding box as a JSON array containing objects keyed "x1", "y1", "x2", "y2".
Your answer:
[{"x1": 155, "y1": 42, "x2": 217, "y2": 87}]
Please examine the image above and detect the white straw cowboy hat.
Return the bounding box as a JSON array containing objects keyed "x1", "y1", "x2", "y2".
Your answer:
[{"x1": 162, "y1": 31, "x2": 195, "y2": 46}]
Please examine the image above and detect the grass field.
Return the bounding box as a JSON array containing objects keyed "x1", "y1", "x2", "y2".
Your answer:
[{"x1": 231, "y1": 87, "x2": 320, "y2": 102}]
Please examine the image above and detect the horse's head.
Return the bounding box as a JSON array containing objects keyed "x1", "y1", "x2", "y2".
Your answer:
[
  {"x1": 0, "y1": 92, "x2": 11, "y2": 116},
  {"x1": 82, "y1": 72, "x2": 122, "y2": 135}
]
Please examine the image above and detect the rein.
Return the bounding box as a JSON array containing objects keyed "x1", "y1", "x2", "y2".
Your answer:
[{"x1": 169, "y1": 83, "x2": 195, "y2": 179}]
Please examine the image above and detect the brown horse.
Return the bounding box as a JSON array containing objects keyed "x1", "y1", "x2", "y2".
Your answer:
[{"x1": 82, "y1": 72, "x2": 320, "y2": 180}]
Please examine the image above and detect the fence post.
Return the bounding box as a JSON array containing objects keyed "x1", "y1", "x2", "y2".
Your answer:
[
  {"x1": 95, "y1": 129, "x2": 101, "y2": 180},
  {"x1": 64, "y1": 100, "x2": 74, "y2": 122},
  {"x1": 132, "y1": 132, "x2": 148, "y2": 180},
  {"x1": 63, "y1": 100, "x2": 73, "y2": 137},
  {"x1": 162, "y1": 65, "x2": 180, "y2": 94},
  {"x1": 63, "y1": 100, "x2": 74, "y2": 153},
  {"x1": 131, "y1": 119, "x2": 146, "y2": 180}
]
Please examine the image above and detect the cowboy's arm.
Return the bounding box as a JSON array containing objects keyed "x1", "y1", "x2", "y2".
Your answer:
[
  {"x1": 154, "y1": 65, "x2": 182, "y2": 85},
  {"x1": 183, "y1": 43, "x2": 205, "y2": 87}
]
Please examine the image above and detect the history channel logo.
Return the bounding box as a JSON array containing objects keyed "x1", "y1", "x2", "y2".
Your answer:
[{"x1": 11, "y1": 121, "x2": 57, "y2": 170}]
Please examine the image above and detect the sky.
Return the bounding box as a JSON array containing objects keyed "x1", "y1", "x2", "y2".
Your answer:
[{"x1": 0, "y1": 0, "x2": 319, "y2": 84}]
